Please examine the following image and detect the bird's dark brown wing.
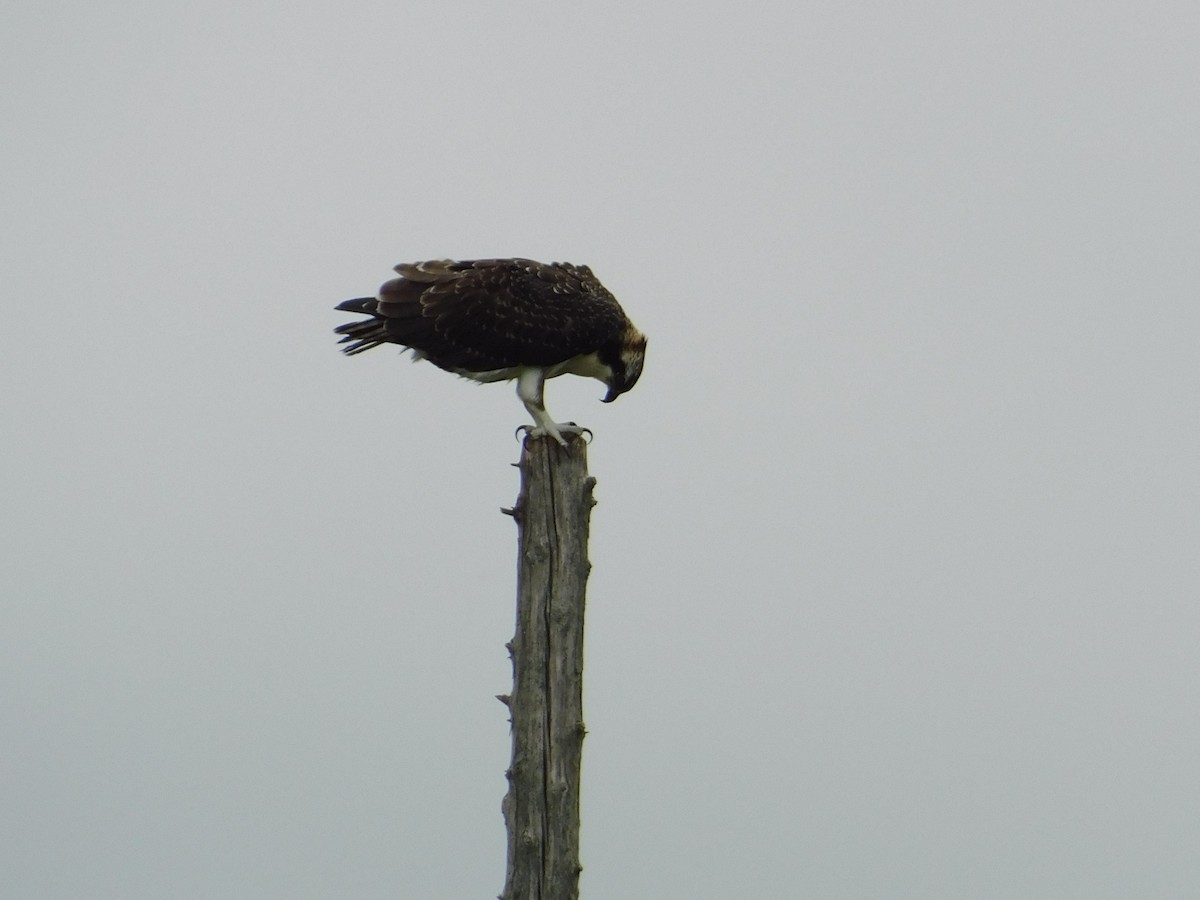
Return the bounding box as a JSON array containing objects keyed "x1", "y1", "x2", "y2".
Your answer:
[{"x1": 365, "y1": 259, "x2": 628, "y2": 372}]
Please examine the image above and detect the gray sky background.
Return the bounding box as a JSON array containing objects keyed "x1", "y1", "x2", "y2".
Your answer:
[{"x1": 4, "y1": 1, "x2": 1199, "y2": 897}]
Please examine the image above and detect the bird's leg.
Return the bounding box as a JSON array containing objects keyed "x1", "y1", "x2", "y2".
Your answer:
[
  {"x1": 516, "y1": 368, "x2": 566, "y2": 446},
  {"x1": 515, "y1": 369, "x2": 586, "y2": 447}
]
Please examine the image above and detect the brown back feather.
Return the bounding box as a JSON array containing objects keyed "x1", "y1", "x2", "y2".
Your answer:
[{"x1": 348, "y1": 258, "x2": 630, "y2": 372}]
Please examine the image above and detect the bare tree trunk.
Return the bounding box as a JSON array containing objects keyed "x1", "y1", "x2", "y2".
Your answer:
[{"x1": 498, "y1": 433, "x2": 596, "y2": 900}]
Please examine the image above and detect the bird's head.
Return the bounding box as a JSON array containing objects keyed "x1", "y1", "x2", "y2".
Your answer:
[{"x1": 601, "y1": 328, "x2": 647, "y2": 403}]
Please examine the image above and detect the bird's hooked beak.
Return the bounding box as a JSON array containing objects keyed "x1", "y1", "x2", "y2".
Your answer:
[{"x1": 602, "y1": 385, "x2": 620, "y2": 403}]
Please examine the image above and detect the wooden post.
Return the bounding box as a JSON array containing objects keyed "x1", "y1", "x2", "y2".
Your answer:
[{"x1": 498, "y1": 433, "x2": 596, "y2": 900}]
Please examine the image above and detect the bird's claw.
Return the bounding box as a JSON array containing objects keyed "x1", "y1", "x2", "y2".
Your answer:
[{"x1": 514, "y1": 423, "x2": 593, "y2": 446}]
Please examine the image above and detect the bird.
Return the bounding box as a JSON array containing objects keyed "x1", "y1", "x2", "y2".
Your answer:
[{"x1": 334, "y1": 258, "x2": 646, "y2": 445}]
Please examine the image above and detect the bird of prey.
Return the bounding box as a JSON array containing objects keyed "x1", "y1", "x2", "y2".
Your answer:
[{"x1": 334, "y1": 258, "x2": 646, "y2": 445}]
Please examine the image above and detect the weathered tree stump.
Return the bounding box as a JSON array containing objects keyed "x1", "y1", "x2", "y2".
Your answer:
[{"x1": 499, "y1": 433, "x2": 596, "y2": 900}]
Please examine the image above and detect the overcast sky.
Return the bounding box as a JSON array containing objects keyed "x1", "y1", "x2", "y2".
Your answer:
[{"x1": 4, "y1": 1, "x2": 1200, "y2": 897}]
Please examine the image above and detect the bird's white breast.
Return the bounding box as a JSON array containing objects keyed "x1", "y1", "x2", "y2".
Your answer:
[{"x1": 449, "y1": 352, "x2": 612, "y2": 386}]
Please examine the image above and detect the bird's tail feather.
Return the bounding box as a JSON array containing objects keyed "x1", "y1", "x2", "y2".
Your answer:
[
  {"x1": 335, "y1": 297, "x2": 378, "y2": 315},
  {"x1": 334, "y1": 297, "x2": 387, "y2": 355}
]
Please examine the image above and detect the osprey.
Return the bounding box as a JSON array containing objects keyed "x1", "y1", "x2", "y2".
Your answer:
[{"x1": 334, "y1": 258, "x2": 646, "y2": 445}]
